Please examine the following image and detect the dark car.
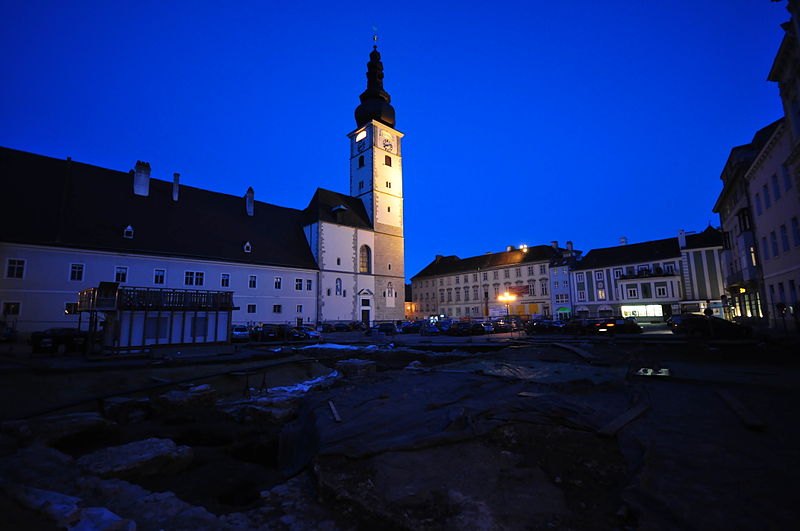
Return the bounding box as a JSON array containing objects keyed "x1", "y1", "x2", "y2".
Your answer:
[
  {"x1": 317, "y1": 322, "x2": 336, "y2": 333},
  {"x1": 401, "y1": 321, "x2": 424, "y2": 334},
  {"x1": 491, "y1": 320, "x2": 513, "y2": 333},
  {"x1": 593, "y1": 317, "x2": 643, "y2": 335},
  {"x1": 333, "y1": 322, "x2": 353, "y2": 332},
  {"x1": 445, "y1": 322, "x2": 474, "y2": 336},
  {"x1": 29, "y1": 328, "x2": 89, "y2": 353},
  {"x1": 564, "y1": 318, "x2": 605, "y2": 335},
  {"x1": 673, "y1": 315, "x2": 752, "y2": 339},
  {"x1": 526, "y1": 319, "x2": 566, "y2": 335},
  {"x1": 0, "y1": 321, "x2": 16, "y2": 343},
  {"x1": 419, "y1": 322, "x2": 442, "y2": 336},
  {"x1": 375, "y1": 322, "x2": 399, "y2": 335},
  {"x1": 288, "y1": 326, "x2": 321, "y2": 341},
  {"x1": 666, "y1": 314, "x2": 695, "y2": 332}
]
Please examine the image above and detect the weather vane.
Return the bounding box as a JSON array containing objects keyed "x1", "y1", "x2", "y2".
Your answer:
[{"x1": 372, "y1": 26, "x2": 378, "y2": 45}]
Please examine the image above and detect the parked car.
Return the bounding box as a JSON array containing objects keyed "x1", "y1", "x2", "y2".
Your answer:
[
  {"x1": 445, "y1": 322, "x2": 474, "y2": 336},
  {"x1": 333, "y1": 322, "x2": 353, "y2": 332},
  {"x1": 491, "y1": 320, "x2": 515, "y2": 333},
  {"x1": 317, "y1": 322, "x2": 336, "y2": 333},
  {"x1": 375, "y1": 322, "x2": 399, "y2": 335},
  {"x1": 0, "y1": 321, "x2": 16, "y2": 343},
  {"x1": 526, "y1": 319, "x2": 566, "y2": 335},
  {"x1": 29, "y1": 328, "x2": 89, "y2": 353},
  {"x1": 666, "y1": 314, "x2": 696, "y2": 332},
  {"x1": 479, "y1": 322, "x2": 494, "y2": 334},
  {"x1": 469, "y1": 322, "x2": 487, "y2": 335},
  {"x1": 673, "y1": 315, "x2": 752, "y2": 339},
  {"x1": 288, "y1": 326, "x2": 321, "y2": 340},
  {"x1": 564, "y1": 318, "x2": 605, "y2": 335},
  {"x1": 231, "y1": 325, "x2": 251, "y2": 342},
  {"x1": 419, "y1": 322, "x2": 442, "y2": 336},
  {"x1": 401, "y1": 321, "x2": 424, "y2": 334},
  {"x1": 593, "y1": 317, "x2": 643, "y2": 335}
]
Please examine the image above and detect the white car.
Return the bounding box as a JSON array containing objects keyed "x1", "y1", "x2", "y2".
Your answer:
[{"x1": 231, "y1": 325, "x2": 250, "y2": 342}]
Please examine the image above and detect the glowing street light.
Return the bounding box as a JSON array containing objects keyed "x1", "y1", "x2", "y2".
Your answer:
[{"x1": 497, "y1": 291, "x2": 517, "y2": 318}]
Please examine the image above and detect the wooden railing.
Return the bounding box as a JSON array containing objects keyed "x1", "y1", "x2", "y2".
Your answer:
[{"x1": 78, "y1": 286, "x2": 235, "y2": 312}]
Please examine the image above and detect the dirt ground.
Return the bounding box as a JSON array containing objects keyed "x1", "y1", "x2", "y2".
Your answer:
[{"x1": 1, "y1": 338, "x2": 799, "y2": 529}]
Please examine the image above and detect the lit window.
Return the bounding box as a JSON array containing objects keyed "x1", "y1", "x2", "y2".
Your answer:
[
  {"x1": 153, "y1": 269, "x2": 165, "y2": 285},
  {"x1": 70, "y1": 264, "x2": 84, "y2": 282},
  {"x1": 115, "y1": 266, "x2": 128, "y2": 283},
  {"x1": 249, "y1": 275, "x2": 257, "y2": 288},
  {"x1": 6, "y1": 259, "x2": 25, "y2": 279},
  {"x1": 335, "y1": 278, "x2": 342, "y2": 295},
  {"x1": 597, "y1": 289, "x2": 606, "y2": 300},
  {"x1": 359, "y1": 245, "x2": 372, "y2": 273}
]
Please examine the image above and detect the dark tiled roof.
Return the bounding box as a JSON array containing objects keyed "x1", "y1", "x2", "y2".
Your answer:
[
  {"x1": 0, "y1": 147, "x2": 319, "y2": 269},
  {"x1": 411, "y1": 245, "x2": 566, "y2": 280},
  {"x1": 573, "y1": 227, "x2": 721, "y2": 271},
  {"x1": 302, "y1": 188, "x2": 372, "y2": 229}
]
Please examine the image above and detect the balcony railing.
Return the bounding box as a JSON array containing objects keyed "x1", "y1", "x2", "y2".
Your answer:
[{"x1": 78, "y1": 286, "x2": 236, "y2": 312}]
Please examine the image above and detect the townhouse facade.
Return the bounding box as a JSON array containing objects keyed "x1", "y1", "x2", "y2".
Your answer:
[
  {"x1": 570, "y1": 228, "x2": 725, "y2": 322},
  {"x1": 410, "y1": 242, "x2": 577, "y2": 320}
]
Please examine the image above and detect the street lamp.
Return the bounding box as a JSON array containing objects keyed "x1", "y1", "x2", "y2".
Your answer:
[{"x1": 497, "y1": 291, "x2": 516, "y2": 319}]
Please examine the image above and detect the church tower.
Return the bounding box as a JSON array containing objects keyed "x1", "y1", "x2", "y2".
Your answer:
[{"x1": 347, "y1": 45, "x2": 405, "y2": 322}]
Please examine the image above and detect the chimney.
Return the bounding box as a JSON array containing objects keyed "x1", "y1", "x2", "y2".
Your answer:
[
  {"x1": 619, "y1": 236, "x2": 628, "y2": 245},
  {"x1": 551, "y1": 240, "x2": 558, "y2": 249},
  {"x1": 133, "y1": 161, "x2": 151, "y2": 196},
  {"x1": 172, "y1": 173, "x2": 180, "y2": 201},
  {"x1": 245, "y1": 186, "x2": 254, "y2": 216},
  {"x1": 678, "y1": 229, "x2": 686, "y2": 249},
  {"x1": 566, "y1": 241, "x2": 573, "y2": 251}
]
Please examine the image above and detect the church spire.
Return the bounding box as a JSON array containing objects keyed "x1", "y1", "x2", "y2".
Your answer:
[{"x1": 354, "y1": 45, "x2": 396, "y2": 128}]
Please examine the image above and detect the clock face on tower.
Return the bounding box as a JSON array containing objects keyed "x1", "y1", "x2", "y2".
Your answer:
[{"x1": 379, "y1": 129, "x2": 395, "y2": 153}]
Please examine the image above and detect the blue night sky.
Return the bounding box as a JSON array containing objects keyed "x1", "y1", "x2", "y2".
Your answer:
[{"x1": 0, "y1": 1, "x2": 789, "y2": 281}]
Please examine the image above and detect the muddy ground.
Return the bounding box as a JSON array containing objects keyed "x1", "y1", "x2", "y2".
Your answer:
[{"x1": 1, "y1": 339, "x2": 799, "y2": 529}]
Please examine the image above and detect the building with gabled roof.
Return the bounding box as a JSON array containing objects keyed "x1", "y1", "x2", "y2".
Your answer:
[
  {"x1": 570, "y1": 227, "x2": 724, "y2": 320},
  {"x1": 0, "y1": 45, "x2": 406, "y2": 344}
]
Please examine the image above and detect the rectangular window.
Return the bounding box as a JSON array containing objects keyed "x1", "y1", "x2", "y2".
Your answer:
[
  {"x1": 656, "y1": 286, "x2": 667, "y2": 297},
  {"x1": 455, "y1": 276, "x2": 460, "y2": 284},
  {"x1": 613, "y1": 268, "x2": 622, "y2": 279},
  {"x1": 6, "y1": 259, "x2": 25, "y2": 279},
  {"x1": 515, "y1": 268, "x2": 521, "y2": 277},
  {"x1": 464, "y1": 275, "x2": 469, "y2": 283},
  {"x1": 272, "y1": 304, "x2": 282, "y2": 313},
  {"x1": 473, "y1": 274, "x2": 478, "y2": 282},
  {"x1": 70, "y1": 263, "x2": 84, "y2": 281},
  {"x1": 384, "y1": 155, "x2": 392, "y2": 166},
  {"x1": 772, "y1": 174, "x2": 781, "y2": 200},
  {"x1": 627, "y1": 287, "x2": 638, "y2": 298},
  {"x1": 274, "y1": 277, "x2": 282, "y2": 289},
  {"x1": 2, "y1": 301, "x2": 20, "y2": 318},
  {"x1": 184, "y1": 271, "x2": 203, "y2": 286},
  {"x1": 539, "y1": 264, "x2": 546, "y2": 274},
  {"x1": 781, "y1": 225, "x2": 790, "y2": 252},
  {"x1": 358, "y1": 180, "x2": 364, "y2": 190},
  {"x1": 792, "y1": 217, "x2": 800, "y2": 247},
  {"x1": 783, "y1": 165, "x2": 793, "y2": 191},
  {"x1": 527, "y1": 266, "x2": 534, "y2": 276},
  {"x1": 306, "y1": 279, "x2": 313, "y2": 290},
  {"x1": 763, "y1": 184, "x2": 771, "y2": 208},
  {"x1": 595, "y1": 271, "x2": 603, "y2": 281},
  {"x1": 463, "y1": 287, "x2": 469, "y2": 301},
  {"x1": 296, "y1": 304, "x2": 303, "y2": 312},
  {"x1": 473, "y1": 286, "x2": 479, "y2": 299},
  {"x1": 115, "y1": 266, "x2": 128, "y2": 283},
  {"x1": 597, "y1": 289, "x2": 606, "y2": 300},
  {"x1": 665, "y1": 263, "x2": 675, "y2": 274},
  {"x1": 220, "y1": 273, "x2": 230, "y2": 287},
  {"x1": 554, "y1": 281, "x2": 559, "y2": 289},
  {"x1": 295, "y1": 278, "x2": 303, "y2": 290},
  {"x1": 755, "y1": 193, "x2": 763, "y2": 215},
  {"x1": 762, "y1": 236, "x2": 770, "y2": 260},
  {"x1": 439, "y1": 290, "x2": 444, "y2": 302},
  {"x1": 386, "y1": 181, "x2": 391, "y2": 188},
  {"x1": 492, "y1": 271, "x2": 499, "y2": 280},
  {"x1": 563, "y1": 279, "x2": 569, "y2": 288},
  {"x1": 153, "y1": 269, "x2": 165, "y2": 285},
  {"x1": 540, "y1": 279, "x2": 548, "y2": 296},
  {"x1": 447, "y1": 289, "x2": 452, "y2": 302},
  {"x1": 249, "y1": 275, "x2": 257, "y2": 288},
  {"x1": 577, "y1": 290, "x2": 586, "y2": 301},
  {"x1": 503, "y1": 270, "x2": 510, "y2": 278},
  {"x1": 576, "y1": 272, "x2": 585, "y2": 282},
  {"x1": 455, "y1": 290, "x2": 460, "y2": 302},
  {"x1": 528, "y1": 282, "x2": 536, "y2": 296},
  {"x1": 771, "y1": 231, "x2": 780, "y2": 257},
  {"x1": 483, "y1": 272, "x2": 488, "y2": 280}
]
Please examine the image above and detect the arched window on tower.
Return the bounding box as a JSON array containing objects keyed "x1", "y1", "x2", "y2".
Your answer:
[
  {"x1": 358, "y1": 155, "x2": 365, "y2": 168},
  {"x1": 335, "y1": 278, "x2": 342, "y2": 296},
  {"x1": 359, "y1": 245, "x2": 372, "y2": 274},
  {"x1": 387, "y1": 282, "x2": 394, "y2": 298},
  {"x1": 384, "y1": 155, "x2": 392, "y2": 167}
]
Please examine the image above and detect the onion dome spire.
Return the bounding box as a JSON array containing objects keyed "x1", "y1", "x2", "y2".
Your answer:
[{"x1": 354, "y1": 45, "x2": 396, "y2": 128}]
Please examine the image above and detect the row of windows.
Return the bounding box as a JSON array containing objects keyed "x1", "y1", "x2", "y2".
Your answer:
[
  {"x1": 754, "y1": 168, "x2": 793, "y2": 216},
  {"x1": 574, "y1": 264, "x2": 675, "y2": 284},
  {"x1": 425, "y1": 265, "x2": 551, "y2": 288},
  {"x1": 760, "y1": 218, "x2": 800, "y2": 261},
  {"x1": 246, "y1": 304, "x2": 304, "y2": 314},
  {"x1": 356, "y1": 154, "x2": 393, "y2": 169},
  {"x1": 3, "y1": 259, "x2": 314, "y2": 291}
]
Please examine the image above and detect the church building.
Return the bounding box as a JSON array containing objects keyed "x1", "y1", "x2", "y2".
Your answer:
[{"x1": 0, "y1": 46, "x2": 406, "y2": 342}]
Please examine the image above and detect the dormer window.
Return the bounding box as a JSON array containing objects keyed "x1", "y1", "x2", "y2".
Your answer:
[
  {"x1": 123, "y1": 225, "x2": 134, "y2": 239},
  {"x1": 243, "y1": 241, "x2": 252, "y2": 253}
]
